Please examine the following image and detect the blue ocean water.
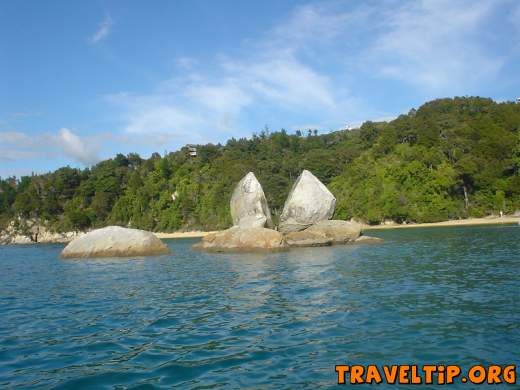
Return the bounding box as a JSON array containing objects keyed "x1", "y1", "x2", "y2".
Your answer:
[{"x1": 0, "y1": 225, "x2": 519, "y2": 389}]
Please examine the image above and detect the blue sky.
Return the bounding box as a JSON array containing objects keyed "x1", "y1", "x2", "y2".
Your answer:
[{"x1": 1, "y1": 0, "x2": 519, "y2": 177}]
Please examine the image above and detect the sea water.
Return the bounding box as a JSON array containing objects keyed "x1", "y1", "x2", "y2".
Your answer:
[{"x1": 0, "y1": 225, "x2": 519, "y2": 388}]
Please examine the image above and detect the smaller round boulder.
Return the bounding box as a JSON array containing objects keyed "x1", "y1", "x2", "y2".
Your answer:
[{"x1": 61, "y1": 226, "x2": 170, "y2": 259}]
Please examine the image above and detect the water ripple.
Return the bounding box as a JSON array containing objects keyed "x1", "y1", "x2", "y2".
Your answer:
[{"x1": 0, "y1": 225, "x2": 519, "y2": 388}]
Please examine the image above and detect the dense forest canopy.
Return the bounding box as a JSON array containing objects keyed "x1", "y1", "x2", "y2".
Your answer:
[{"x1": 2, "y1": 97, "x2": 520, "y2": 232}]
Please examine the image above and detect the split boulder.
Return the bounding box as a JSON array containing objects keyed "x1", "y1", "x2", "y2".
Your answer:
[
  {"x1": 279, "y1": 170, "x2": 336, "y2": 233},
  {"x1": 230, "y1": 172, "x2": 273, "y2": 228}
]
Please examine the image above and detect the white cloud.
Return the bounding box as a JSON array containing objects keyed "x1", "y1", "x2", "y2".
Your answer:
[
  {"x1": 266, "y1": 2, "x2": 371, "y2": 54},
  {"x1": 0, "y1": 131, "x2": 33, "y2": 145},
  {"x1": 185, "y1": 81, "x2": 251, "y2": 114},
  {"x1": 3, "y1": 0, "x2": 517, "y2": 177},
  {"x1": 368, "y1": 0, "x2": 503, "y2": 91},
  {"x1": 107, "y1": 51, "x2": 342, "y2": 146},
  {"x1": 106, "y1": 92, "x2": 206, "y2": 139},
  {"x1": 0, "y1": 128, "x2": 100, "y2": 166},
  {"x1": 53, "y1": 128, "x2": 100, "y2": 165},
  {"x1": 104, "y1": 0, "x2": 515, "y2": 146},
  {"x1": 106, "y1": 5, "x2": 349, "y2": 144},
  {"x1": 0, "y1": 131, "x2": 41, "y2": 162},
  {"x1": 241, "y1": 57, "x2": 336, "y2": 110},
  {"x1": 0, "y1": 150, "x2": 37, "y2": 162},
  {"x1": 175, "y1": 57, "x2": 198, "y2": 70},
  {"x1": 88, "y1": 13, "x2": 113, "y2": 44}
]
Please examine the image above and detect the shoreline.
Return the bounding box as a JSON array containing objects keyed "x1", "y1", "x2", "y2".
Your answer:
[
  {"x1": 154, "y1": 216, "x2": 520, "y2": 239},
  {"x1": 363, "y1": 216, "x2": 520, "y2": 230},
  {"x1": 154, "y1": 231, "x2": 216, "y2": 239},
  {"x1": 3, "y1": 217, "x2": 519, "y2": 245}
]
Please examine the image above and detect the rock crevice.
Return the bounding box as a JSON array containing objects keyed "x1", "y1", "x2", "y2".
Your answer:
[{"x1": 193, "y1": 170, "x2": 381, "y2": 252}]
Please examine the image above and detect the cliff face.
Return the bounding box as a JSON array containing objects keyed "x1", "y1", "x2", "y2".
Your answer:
[{"x1": 0, "y1": 218, "x2": 83, "y2": 245}]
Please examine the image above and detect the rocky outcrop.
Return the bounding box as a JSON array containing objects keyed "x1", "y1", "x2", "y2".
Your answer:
[
  {"x1": 193, "y1": 227, "x2": 287, "y2": 252},
  {"x1": 0, "y1": 219, "x2": 83, "y2": 245},
  {"x1": 61, "y1": 226, "x2": 170, "y2": 259},
  {"x1": 0, "y1": 234, "x2": 33, "y2": 245},
  {"x1": 230, "y1": 172, "x2": 273, "y2": 228},
  {"x1": 279, "y1": 170, "x2": 336, "y2": 233},
  {"x1": 1, "y1": 219, "x2": 34, "y2": 244},
  {"x1": 194, "y1": 173, "x2": 282, "y2": 252},
  {"x1": 38, "y1": 230, "x2": 83, "y2": 243},
  {"x1": 305, "y1": 220, "x2": 361, "y2": 244},
  {"x1": 190, "y1": 170, "x2": 381, "y2": 252},
  {"x1": 284, "y1": 230, "x2": 332, "y2": 247}
]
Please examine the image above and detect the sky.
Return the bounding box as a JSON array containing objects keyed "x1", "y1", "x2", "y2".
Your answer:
[{"x1": 1, "y1": 0, "x2": 519, "y2": 178}]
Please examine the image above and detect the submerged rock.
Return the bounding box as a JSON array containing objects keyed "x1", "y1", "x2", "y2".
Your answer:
[
  {"x1": 305, "y1": 220, "x2": 361, "y2": 244},
  {"x1": 60, "y1": 226, "x2": 170, "y2": 259},
  {"x1": 354, "y1": 235, "x2": 383, "y2": 244},
  {"x1": 284, "y1": 230, "x2": 332, "y2": 247},
  {"x1": 192, "y1": 227, "x2": 287, "y2": 252},
  {"x1": 279, "y1": 170, "x2": 336, "y2": 233},
  {"x1": 230, "y1": 172, "x2": 273, "y2": 228}
]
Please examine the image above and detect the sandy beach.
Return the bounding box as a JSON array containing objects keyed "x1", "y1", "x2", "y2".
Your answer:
[
  {"x1": 154, "y1": 231, "x2": 216, "y2": 239},
  {"x1": 363, "y1": 216, "x2": 520, "y2": 230},
  {"x1": 153, "y1": 216, "x2": 520, "y2": 239}
]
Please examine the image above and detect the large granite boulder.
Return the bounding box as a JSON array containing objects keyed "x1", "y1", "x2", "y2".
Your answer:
[
  {"x1": 192, "y1": 227, "x2": 287, "y2": 252},
  {"x1": 230, "y1": 172, "x2": 273, "y2": 228},
  {"x1": 61, "y1": 226, "x2": 170, "y2": 259},
  {"x1": 305, "y1": 220, "x2": 361, "y2": 244},
  {"x1": 284, "y1": 230, "x2": 332, "y2": 247},
  {"x1": 279, "y1": 170, "x2": 336, "y2": 233}
]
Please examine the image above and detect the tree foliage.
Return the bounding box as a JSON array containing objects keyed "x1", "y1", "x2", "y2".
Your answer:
[{"x1": 1, "y1": 97, "x2": 520, "y2": 231}]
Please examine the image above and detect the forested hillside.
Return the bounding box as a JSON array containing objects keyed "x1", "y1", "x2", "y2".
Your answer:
[{"x1": 2, "y1": 97, "x2": 520, "y2": 232}]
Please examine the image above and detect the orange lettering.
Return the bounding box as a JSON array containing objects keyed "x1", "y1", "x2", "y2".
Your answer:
[
  {"x1": 446, "y1": 365, "x2": 461, "y2": 384},
  {"x1": 503, "y1": 365, "x2": 516, "y2": 384},
  {"x1": 350, "y1": 365, "x2": 365, "y2": 384},
  {"x1": 399, "y1": 365, "x2": 410, "y2": 384},
  {"x1": 438, "y1": 365, "x2": 445, "y2": 384},
  {"x1": 410, "y1": 365, "x2": 422, "y2": 384},
  {"x1": 487, "y1": 365, "x2": 502, "y2": 384},
  {"x1": 335, "y1": 365, "x2": 349, "y2": 384},
  {"x1": 365, "y1": 365, "x2": 382, "y2": 384},
  {"x1": 383, "y1": 366, "x2": 398, "y2": 384},
  {"x1": 422, "y1": 365, "x2": 436, "y2": 384},
  {"x1": 468, "y1": 365, "x2": 486, "y2": 384}
]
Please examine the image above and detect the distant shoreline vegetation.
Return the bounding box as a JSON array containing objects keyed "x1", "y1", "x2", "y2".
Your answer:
[{"x1": 1, "y1": 96, "x2": 520, "y2": 233}]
